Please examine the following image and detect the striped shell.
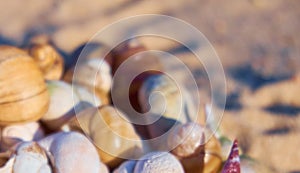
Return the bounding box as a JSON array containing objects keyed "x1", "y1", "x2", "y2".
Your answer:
[{"x1": 0, "y1": 46, "x2": 49, "y2": 125}]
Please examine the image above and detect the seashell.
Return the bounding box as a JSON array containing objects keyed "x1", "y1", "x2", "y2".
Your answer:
[
  {"x1": 138, "y1": 74, "x2": 197, "y2": 123},
  {"x1": 0, "y1": 45, "x2": 49, "y2": 125},
  {"x1": 64, "y1": 57, "x2": 112, "y2": 103},
  {"x1": 0, "y1": 122, "x2": 44, "y2": 152},
  {"x1": 0, "y1": 154, "x2": 15, "y2": 173},
  {"x1": 42, "y1": 80, "x2": 100, "y2": 130},
  {"x1": 221, "y1": 140, "x2": 240, "y2": 173},
  {"x1": 110, "y1": 39, "x2": 164, "y2": 138},
  {"x1": 134, "y1": 151, "x2": 184, "y2": 173},
  {"x1": 28, "y1": 43, "x2": 64, "y2": 80},
  {"x1": 42, "y1": 81, "x2": 79, "y2": 130},
  {"x1": 167, "y1": 122, "x2": 222, "y2": 173},
  {"x1": 38, "y1": 132, "x2": 104, "y2": 173},
  {"x1": 13, "y1": 142, "x2": 51, "y2": 173},
  {"x1": 111, "y1": 39, "x2": 163, "y2": 75},
  {"x1": 168, "y1": 122, "x2": 205, "y2": 158},
  {"x1": 74, "y1": 106, "x2": 143, "y2": 168},
  {"x1": 113, "y1": 160, "x2": 137, "y2": 173},
  {"x1": 110, "y1": 39, "x2": 163, "y2": 109}
]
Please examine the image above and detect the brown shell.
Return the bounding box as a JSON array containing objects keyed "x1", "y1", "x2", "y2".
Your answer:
[
  {"x1": 110, "y1": 40, "x2": 164, "y2": 138},
  {"x1": 0, "y1": 46, "x2": 49, "y2": 125},
  {"x1": 29, "y1": 44, "x2": 64, "y2": 80}
]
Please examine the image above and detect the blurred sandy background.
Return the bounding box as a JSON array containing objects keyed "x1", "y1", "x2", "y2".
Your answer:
[{"x1": 0, "y1": 0, "x2": 299, "y2": 172}]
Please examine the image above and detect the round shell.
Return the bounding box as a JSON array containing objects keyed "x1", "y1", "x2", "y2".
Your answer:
[
  {"x1": 42, "y1": 81, "x2": 101, "y2": 130},
  {"x1": 0, "y1": 46, "x2": 49, "y2": 125},
  {"x1": 134, "y1": 151, "x2": 184, "y2": 173},
  {"x1": 113, "y1": 160, "x2": 137, "y2": 173},
  {"x1": 138, "y1": 74, "x2": 197, "y2": 123},
  {"x1": 38, "y1": 132, "x2": 102, "y2": 173},
  {"x1": 76, "y1": 106, "x2": 143, "y2": 168}
]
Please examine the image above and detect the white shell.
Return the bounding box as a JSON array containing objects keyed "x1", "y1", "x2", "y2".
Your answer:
[
  {"x1": 38, "y1": 132, "x2": 102, "y2": 173},
  {"x1": 43, "y1": 81, "x2": 80, "y2": 121},
  {"x1": 43, "y1": 81, "x2": 101, "y2": 130},
  {"x1": 73, "y1": 84, "x2": 101, "y2": 106},
  {"x1": 13, "y1": 142, "x2": 51, "y2": 173},
  {"x1": 74, "y1": 58, "x2": 112, "y2": 93},
  {"x1": 139, "y1": 75, "x2": 197, "y2": 123},
  {"x1": 1, "y1": 122, "x2": 44, "y2": 151},
  {"x1": 167, "y1": 122, "x2": 205, "y2": 157},
  {"x1": 134, "y1": 152, "x2": 184, "y2": 173},
  {"x1": 113, "y1": 160, "x2": 137, "y2": 173}
]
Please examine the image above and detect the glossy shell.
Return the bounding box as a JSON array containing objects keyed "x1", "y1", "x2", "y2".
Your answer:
[
  {"x1": 0, "y1": 46, "x2": 49, "y2": 125},
  {"x1": 75, "y1": 106, "x2": 143, "y2": 168},
  {"x1": 179, "y1": 134, "x2": 222, "y2": 173},
  {"x1": 139, "y1": 74, "x2": 197, "y2": 123},
  {"x1": 64, "y1": 58, "x2": 112, "y2": 95},
  {"x1": 42, "y1": 81, "x2": 101, "y2": 130},
  {"x1": 29, "y1": 43, "x2": 64, "y2": 80}
]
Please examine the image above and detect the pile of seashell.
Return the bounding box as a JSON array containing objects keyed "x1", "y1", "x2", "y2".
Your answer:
[{"x1": 0, "y1": 38, "x2": 245, "y2": 173}]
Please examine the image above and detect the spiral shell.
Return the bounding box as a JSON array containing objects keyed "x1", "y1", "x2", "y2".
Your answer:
[
  {"x1": 0, "y1": 46, "x2": 49, "y2": 125},
  {"x1": 29, "y1": 43, "x2": 64, "y2": 80},
  {"x1": 221, "y1": 140, "x2": 240, "y2": 173},
  {"x1": 139, "y1": 74, "x2": 196, "y2": 123}
]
